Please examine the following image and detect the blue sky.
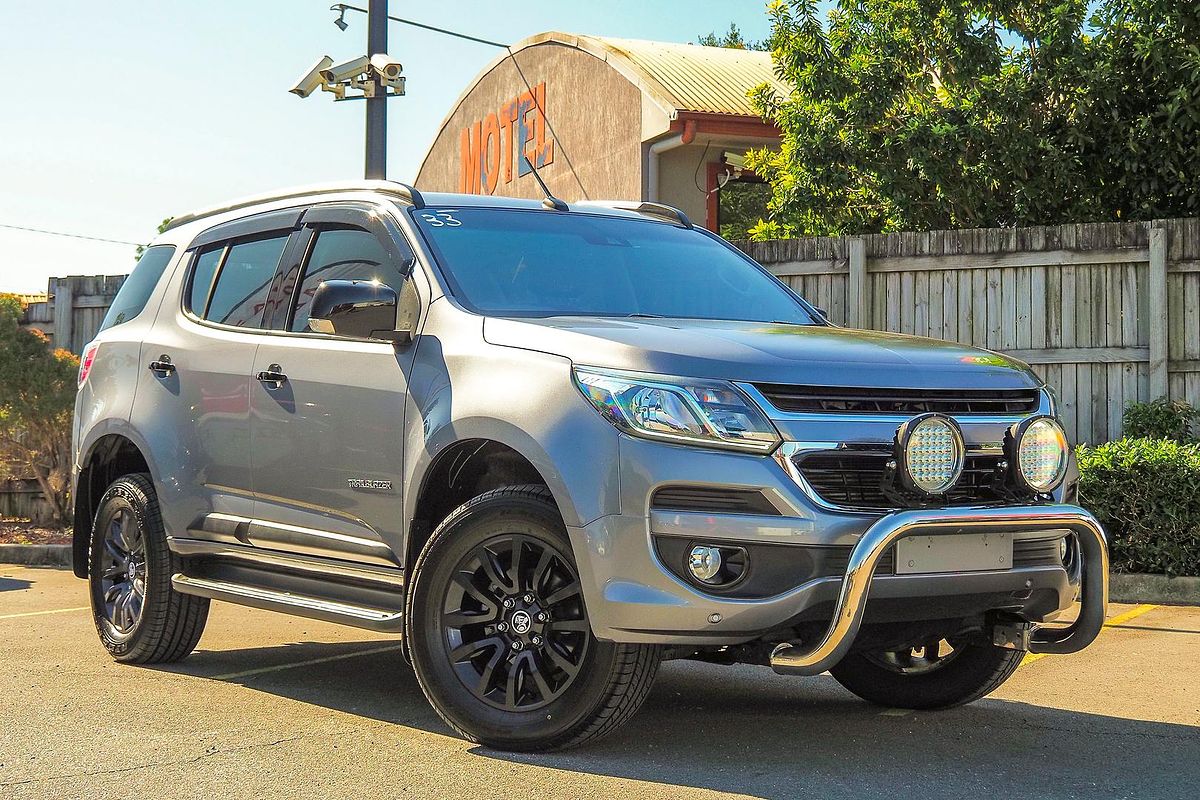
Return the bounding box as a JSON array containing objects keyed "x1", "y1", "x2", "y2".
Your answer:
[{"x1": 0, "y1": 0, "x2": 776, "y2": 293}]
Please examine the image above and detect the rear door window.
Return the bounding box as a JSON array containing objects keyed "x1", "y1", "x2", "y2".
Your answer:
[
  {"x1": 99, "y1": 245, "x2": 176, "y2": 331},
  {"x1": 203, "y1": 235, "x2": 289, "y2": 328},
  {"x1": 289, "y1": 227, "x2": 405, "y2": 332}
]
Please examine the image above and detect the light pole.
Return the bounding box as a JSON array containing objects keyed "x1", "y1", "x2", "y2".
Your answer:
[{"x1": 364, "y1": 0, "x2": 387, "y2": 179}]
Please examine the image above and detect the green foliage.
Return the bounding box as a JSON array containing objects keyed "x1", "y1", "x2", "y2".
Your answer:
[
  {"x1": 1123, "y1": 399, "x2": 1199, "y2": 442},
  {"x1": 1077, "y1": 437, "x2": 1200, "y2": 576},
  {"x1": 134, "y1": 217, "x2": 174, "y2": 260},
  {"x1": 746, "y1": 0, "x2": 1200, "y2": 238},
  {"x1": 0, "y1": 294, "x2": 79, "y2": 525},
  {"x1": 698, "y1": 22, "x2": 766, "y2": 51}
]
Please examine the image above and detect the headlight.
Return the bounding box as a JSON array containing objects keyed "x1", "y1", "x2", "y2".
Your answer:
[
  {"x1": 1011, "y1": 416, "x2": 1068, "y2": 493},
  {"x1": 895, "y1": 413, "x2": 965, "y2": 495},
  {"x1": 573, "y1": 367, "x2": 780, "y2": 453}
]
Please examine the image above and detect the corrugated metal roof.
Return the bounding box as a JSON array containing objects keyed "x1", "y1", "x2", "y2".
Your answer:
[{"x1": 580, "y1": 35, "x2": 788, "y2": 117}]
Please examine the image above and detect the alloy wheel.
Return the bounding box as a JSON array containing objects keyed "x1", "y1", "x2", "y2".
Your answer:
[
  {"x1": 441, "y1": 533, "x2": 590, "y2": 711},
  {"x1": 98, "y1": 508, "x2": 147, "y2": 635},
  {"x1": 864, "y1": 638, "x2": 964, "y2": 675}
]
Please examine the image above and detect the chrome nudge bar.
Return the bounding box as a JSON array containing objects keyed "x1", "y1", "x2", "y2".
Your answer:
[{"x1": 769, "y1": 504, "x2": 1109, "y2": 676}]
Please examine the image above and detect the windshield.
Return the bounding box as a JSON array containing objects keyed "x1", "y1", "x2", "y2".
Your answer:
[{"x1": 411, "y1": 207, "x2": 817, "y2": 324}]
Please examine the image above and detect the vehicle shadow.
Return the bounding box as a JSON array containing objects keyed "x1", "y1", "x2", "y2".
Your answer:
[
  {"x1": 0, "y1": 576, "x2": 33, "y2": 592},
  {"x1": 159, "y1": 640, "x2": 1200, "y2": 800}
]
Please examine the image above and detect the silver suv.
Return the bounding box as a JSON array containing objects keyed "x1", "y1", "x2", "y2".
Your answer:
[{"x1": 72, "y1": 182, "x2": 1108, "y2": 751}]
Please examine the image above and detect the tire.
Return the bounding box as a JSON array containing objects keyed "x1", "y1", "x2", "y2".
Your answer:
[
  {"x1": 406, "y1": 485, "x2": 660, "y2": 752},
  {"x1": 830, "y1": 638, "x2": 1023, "y2": 710},
  {"x1": 88, "y1": 473, "x2": 209, "y2": 664}
]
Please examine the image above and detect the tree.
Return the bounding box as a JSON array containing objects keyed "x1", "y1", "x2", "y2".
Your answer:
[
  {"x1": 134, "y1": 217, "x2": 174, "y2": 260},
  {"x1": 744, "y1": 0, "x2": 1200, "y2": 238},
  {"x1": 698, "y1": 22, "x2": 767, "y2": 51},
  {"x1": 0, "y1": 294, "x2": 79, "y2": 526}
]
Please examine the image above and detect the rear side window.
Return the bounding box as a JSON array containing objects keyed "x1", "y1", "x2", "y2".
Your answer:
[
  {"x1": 203, "y1": 235, "x2": 289, "y2": 328},
  {"x1": 99, "y1": 245, "x2": 176, "y2": 331},
  {"x1": 290, "y1": 228, "x2": 403, "y2": 332}
]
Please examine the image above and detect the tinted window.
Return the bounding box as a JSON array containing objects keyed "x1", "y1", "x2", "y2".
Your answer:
[
  {"x1": 187, "y1": 247, "x2": 224, "y2": 316},
  {"x1": 205, "y1": 235, "x2": 288, "y2": 328},
  {"x1": 290, "y1": 228, "x2": 404, "y2": 332},
  {"x1": 412, "y1": 209, "x2": 815, "y2": 324},
  {"x1": 99, "y1": 245, "x2": 176, "y2": 331}
]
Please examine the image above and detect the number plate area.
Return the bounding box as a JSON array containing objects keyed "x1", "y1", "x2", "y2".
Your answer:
[{"x1": 894, "y1": 533, "x2": 1013, "y2": 574}]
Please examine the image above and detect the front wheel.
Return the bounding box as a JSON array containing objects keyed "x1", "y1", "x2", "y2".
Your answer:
[
  {"x1": 830, "y1": 638, "x2": 1023, "y2": 709},
  {"x1": 406, "y1": 485, "x2": 659, "y2": 752}
]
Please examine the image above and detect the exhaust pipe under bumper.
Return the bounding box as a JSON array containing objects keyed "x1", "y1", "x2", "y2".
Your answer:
[{"x1": 769, "y1": 504, "x2": 1109, "y2": 676}]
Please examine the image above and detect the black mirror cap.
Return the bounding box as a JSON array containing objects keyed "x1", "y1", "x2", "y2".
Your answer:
[{"x1": 308, "y1": 279, "x2": 400, "y2": 341}]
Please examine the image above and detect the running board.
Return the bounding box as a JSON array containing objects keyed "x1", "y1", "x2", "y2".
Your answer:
[{"x1": 171, "y1": 573, "x2": 404, "y2": 633}]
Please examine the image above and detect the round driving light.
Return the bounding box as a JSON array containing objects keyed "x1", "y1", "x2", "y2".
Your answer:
[
  {"x1": 688, "y1": 545, "x2": 723, "y2": 583},
  {"x1": 899, "y1": 414, "x2": 965, "y2": 495},
  {"x1": 1016, "y1": 416, "x2": 1068, "y2": 493}
]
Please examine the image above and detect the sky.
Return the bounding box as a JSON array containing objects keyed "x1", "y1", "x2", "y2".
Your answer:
[{"x1": 0, "y1": 0, "x2": 776, "y2": 294}]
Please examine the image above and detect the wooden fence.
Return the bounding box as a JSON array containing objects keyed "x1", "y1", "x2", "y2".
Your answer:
[
  {"x1": 739, "y1": 218, "x2": 1200, "y2": 445},
  {"x1": 0, "y1": 479, "x2": 56, "y2": 525},
  {"x1": 20, "y1": 274, "x2": 127, "y2": 355}
]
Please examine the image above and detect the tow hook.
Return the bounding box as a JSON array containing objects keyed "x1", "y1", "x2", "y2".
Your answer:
[{"x1": 992, "y1": 620, "x2": 1034, "y2": 651}]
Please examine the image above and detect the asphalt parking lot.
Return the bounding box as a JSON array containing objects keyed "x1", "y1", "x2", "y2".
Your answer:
[{"x1": 2, "y1": 565, "x2": 1198, "y2": 800}]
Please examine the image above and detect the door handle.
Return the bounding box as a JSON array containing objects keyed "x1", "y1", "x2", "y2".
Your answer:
[
  {"x1": 256, "y1": 364, "x2": 287, "y2": 389},
  {"x1": 148, "y1": 355, "x2": 175, "y2": 376}
]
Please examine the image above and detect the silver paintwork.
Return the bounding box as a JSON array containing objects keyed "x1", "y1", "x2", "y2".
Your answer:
[{"x1": 73, "y1": 184, "x2": 1107, "y2": 661}]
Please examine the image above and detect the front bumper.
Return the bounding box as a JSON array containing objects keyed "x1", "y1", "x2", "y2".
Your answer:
[
  {"x1": 768, "y1": 504, "x2": 1108, "y2": 675},
  {"x1": 570, "y1": 505, "x2": 1098, "y2": 647}
]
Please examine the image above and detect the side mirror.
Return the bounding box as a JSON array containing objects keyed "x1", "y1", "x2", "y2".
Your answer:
[{"x1": 308, "y1": 279, "x2": 403, "y2": 341}]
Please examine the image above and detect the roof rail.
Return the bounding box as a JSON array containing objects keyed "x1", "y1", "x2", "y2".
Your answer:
[
  {"x1": 580, "y1": 200, "x2": 693, "y2": 229},
  {"x1": 163, "y1": 180, "x2": 425, "y2": 232}
]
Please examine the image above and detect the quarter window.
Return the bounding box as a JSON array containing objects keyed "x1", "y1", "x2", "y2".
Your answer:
[
  {"x1": 290, "y1": 227, "x2": 405, "y2": 332},
  {"x1": 99, "y1": 245, "x2": 176, "y2": 331},
  {"x1": 187, "y1": 247, "x2": 224, "y2": 316},
  {"x1": 204, "y1": 235, "x2": 289, "y2": 328}
]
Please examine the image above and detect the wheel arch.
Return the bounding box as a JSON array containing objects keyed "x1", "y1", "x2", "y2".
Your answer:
[
  {"x1": 73, "y1": 433, "x2": 152, "y2": 578},
  {"x1": 404, "y1": 437, "x2": 558, "y2": 574}
]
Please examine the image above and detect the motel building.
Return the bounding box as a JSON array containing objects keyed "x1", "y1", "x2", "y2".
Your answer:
[{"x1": 415, "y1": 32, "x2": 789, "y2": 234}]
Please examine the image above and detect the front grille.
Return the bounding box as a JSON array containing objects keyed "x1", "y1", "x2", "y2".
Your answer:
[
  {"x1": 754, "y1": 384, "x2": 1041, "y2": 415},
  {"x1": 650, "y1": 486, "x2": 781, "y2": 516},
  {"x1": 796, "y1": 450, "x2": 1007, "y2": 510}
]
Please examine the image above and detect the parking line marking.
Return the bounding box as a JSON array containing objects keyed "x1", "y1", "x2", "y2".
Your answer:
[
  {"x1": 0, "y1": 606, "x2": 89, "y2": 620},
  {"x1": 1020, "y1": 604, "x2": 1158, "y2": 668},
  {"x1": 209, "y1": 643, "x2": 406, "y2": 681}
]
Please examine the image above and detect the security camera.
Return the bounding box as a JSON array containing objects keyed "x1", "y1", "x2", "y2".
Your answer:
[
  {"x1": 290, "y1": 55, "x2": 333, "y2": 98},
  {"x1": 320, "y1": 55, "x2": 370, "y2": 84},
  {"x1": 724, "y1": 150, "x2": 748, "y2": 171},
  {"x1": 369, "y1": 54, "x2": 403, "y2": 81}
]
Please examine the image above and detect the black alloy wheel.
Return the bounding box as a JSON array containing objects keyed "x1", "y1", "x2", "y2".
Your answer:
[
  {"x1": 443, "y1": 533, "x2": 590, "y2": 711},
  {"x1": 407, "y1": 485, "x2": 661, "y2": 752},
  {"x1": 97, "y1": 505, "x2": 148, "y2": 636}
]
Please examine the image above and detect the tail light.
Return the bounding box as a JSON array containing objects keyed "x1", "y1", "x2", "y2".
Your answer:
[{"x1": 78, "y1": 342, "x2": 100, "y2": 388}]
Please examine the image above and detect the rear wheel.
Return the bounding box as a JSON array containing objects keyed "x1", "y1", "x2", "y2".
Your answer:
[
  {"x1": 830, "y1": 637, "x2": 1023, "y2": 709},
  {"x1": 88, "y1": 474, "x2": 209, "y2": 663},
  {"x1": 407, "y1": 485, "x2": 659, "y2": 751}
]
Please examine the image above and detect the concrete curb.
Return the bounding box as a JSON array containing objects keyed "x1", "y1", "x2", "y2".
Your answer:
[
  {"x1": 0, "y1": 544, "x2": 72, "y2": 568},
  {"x1": 1110, "y1": 573, "x2": 1200, "y2": 606}
]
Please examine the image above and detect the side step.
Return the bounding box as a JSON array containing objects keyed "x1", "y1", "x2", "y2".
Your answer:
[{"x1": 172, "y1": 573, "x2": 404, "y2": 633}]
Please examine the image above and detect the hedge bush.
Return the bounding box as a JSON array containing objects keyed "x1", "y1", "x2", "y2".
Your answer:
[
  {"x1": 1122, "y1": 399, "x2": 1199, "y2": 442},
  {"x1": 1077, "y1": 437, "x2": 1200, "y2": 577}
]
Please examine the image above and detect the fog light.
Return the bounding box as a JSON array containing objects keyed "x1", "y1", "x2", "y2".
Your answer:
[
  {"x1": 688, "y1": 545, "x2": 722, "y2": 583},
  {"x1": 1012, "y1": 416, "x2": 1068, "y2": 493},
  {"x1": 895, "y1": 413, "x2": 965, "y2": 495}
]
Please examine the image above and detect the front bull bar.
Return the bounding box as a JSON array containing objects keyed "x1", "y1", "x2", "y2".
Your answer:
[{"x1": 769, "y1": 504, "x2": 1109, "y2": 676}]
